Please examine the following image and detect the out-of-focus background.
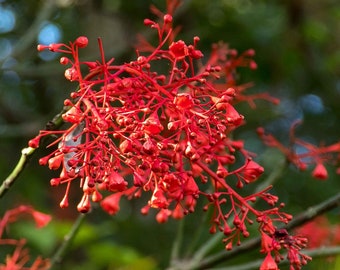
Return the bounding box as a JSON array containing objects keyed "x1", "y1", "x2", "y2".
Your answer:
[{"x1": 0, "y1": 0, "x2": 339, "y2": 269}]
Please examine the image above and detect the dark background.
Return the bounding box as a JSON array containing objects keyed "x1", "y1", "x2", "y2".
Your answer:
[{"x1": 0, "y1": 0, "x2": 339, "y2": 269}]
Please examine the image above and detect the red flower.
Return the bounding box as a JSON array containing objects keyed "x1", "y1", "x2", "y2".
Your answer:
[
  {"x1": 101, "y1": 193, "x2": 122, "y2": 215},
  {"x1": 295, "y1": 215, "x2": 340, "y2": 248},
  {"x1": 169, "y1": 40, "x2": 188, "y2": 60},
  {"x1": 224, "y1": 103, "x2": 244, "y2": 126},
  {"x1": 31, "y1": 9, "x2": 312, "y2": 267},
  {"x1": 0, "y1": 206, "x2": 51, "y2": 269},
  {"x1": 242, "y1": 160, "x2": 264, "y2": 183},
  {"x1": 31, "y1": 210, "x2": 52, "y2": 228},
  {"x1": 156, "y1": 209, "x2": 171, "y2": 223},
  {"x1": 174, "y1": 93, "x2": 194, "y2": 110},
  {"x1": 312, "y1": 163, "x2": 328, "y2": 180},
  {"x1": 258, "y1": 124, "x2": 340, "y2": 180},
  {"x1": 260, "y1": 253, "x2": 278, "y2": 270},
  {"x1": 260, "y1": 232, "x2": 274, "y2": 253},
  {"x1": 149, "y1": 186, "x2": 169, "y2": 209},
  {"x1": 103, "y1": 172, "x2": 128, "y2": 192},
  {"x1": 143, "y1": 113, "x2": 164, "y2": 135}
]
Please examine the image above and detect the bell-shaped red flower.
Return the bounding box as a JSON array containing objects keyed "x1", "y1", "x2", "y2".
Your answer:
[
  {"x1": 260, "y1": 252, "x2": 278, "y2": 270},
  {"x1": 312, "y1": 163, "x2": 328, "y2": 180},
  {"x1": 31, "y1": 210, "x2": 52, "y2": 228},
  {"x1": 243, "y1": 160, "x2": 264, "y2": 183},
  {"x1": 101, "y1": 193, "x2": 122, "y2": 215}
]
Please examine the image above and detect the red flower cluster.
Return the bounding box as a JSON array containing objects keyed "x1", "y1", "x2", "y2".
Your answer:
[
  {"x1": 260, "y1": 228, "x2": 311, "y2": 270},
  {"x1": 295, "y1": 216, "x2": 340, "y2": 248},
  {"x1": 257, "y1": 122, "x2": 340, "y2": 180},
  {"x1": 30, "y1": 7, "x2": 310, "y2": 269},
  {"x1": 0, "y1": 206, "x2": 51, "y2": 269}
]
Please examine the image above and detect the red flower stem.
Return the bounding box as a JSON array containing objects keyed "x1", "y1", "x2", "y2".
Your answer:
[
  {"x1": 168, "y1": 59, "x2": 177, "y2": 84},
  {"x1": 82, "y1": 98, "x2": 102, "y2": 123},
  {"x1": 146, "y1": 27, "x2": 173, "y2": 62},
  {"x1": 124, "y1": 66, "x2": 174, "y2": 99},
  {"x1": 196, "y1": 160, "x2": 260, "y2": 217}
]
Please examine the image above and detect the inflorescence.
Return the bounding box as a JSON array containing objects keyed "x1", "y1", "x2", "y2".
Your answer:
[{"x1": 28, "y1": 9, "x2": 321, "y2": 269}]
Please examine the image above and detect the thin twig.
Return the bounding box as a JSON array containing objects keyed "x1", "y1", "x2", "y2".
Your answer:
[
  {"x1": 0, "y1": 108, "x2": 66, "y2": 199},
  {"x1": 0, "y1": 147, "x2": 36, "y2": 198},
  {"x1": 170, "y1": 218, "x2": 185, "y2": 264},
  {"x1": 49, "y1": 213, "x2": 87, "y2": 269}
]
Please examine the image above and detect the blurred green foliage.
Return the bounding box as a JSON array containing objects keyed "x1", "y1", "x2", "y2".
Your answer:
[{"x1": 0, "y1": 0, "x2": 339, "y2": 269}]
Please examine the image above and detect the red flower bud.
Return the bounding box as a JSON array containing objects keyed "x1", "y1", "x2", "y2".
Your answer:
[
  {"x1": 312, "y1": 163, "x2": 328, "y2": 180},
  {"x1": 75, "y1": 36, "x2": 88, "y2": 48},
  {"x1": 156, "y1": 209, "x2": 171, "y2": 223},
  {"x1": 60, "y1": 194, "x2": 69, "y2": 208},
  {"x1": 64, "y1": 67, "x2": 78, "y2": 81},
  {"x1": 242, "y1": 160, "x2": 264, "y2": 183},
  {"x1": 77, "y1": 194, "x2": 91, "y2": 213},
  {"x1": 48, "y1": 154, "x2": 64, "y2": 170},
  {"x1": 249, "y1": 60, "x2": 257, "y2": 70},
  {"x1": 37, "y1": 44, "x2": 49, "y2": 51},
  {"x1": 133, "y1": 172, "x2": 146, "y2": 187},
  {"x1": 28, "y1": 136, "x2": 40, "y2": 148},
  {"x1": 225, "y1": 103, "x2": 243, "y2": 126},
  {"x1": 60, "y1": 57, "x2": 69, "y2": 65},
  {"x1": 144, "y1": 18, "x2": 156, "y2": 26},
  {"x1": 172, "y1": 203, "x2": 184, "y2": 219},
  {"x1": 163, "y1": 14, "x2": 173, "y2": 23}
]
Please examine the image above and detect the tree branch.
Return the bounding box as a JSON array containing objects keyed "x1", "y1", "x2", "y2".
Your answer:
[
  {"x1": 0, "y1": 146, "x2": 36, "y2": 198},
  {"x1": 49, "y1": 213, "x2": 87, "y2": 269},
  {"x1": 0, "y1": 108, "x2": 66, "y2": 199},
  {"x1": 212, "y1": 246, "x2": 340, "y2": 270}
]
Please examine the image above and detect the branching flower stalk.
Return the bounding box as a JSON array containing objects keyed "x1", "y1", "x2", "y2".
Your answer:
[
  {"x1": 257, "y1": 122, "x2": 340, "y2": 180},
  {"x1": 193, "y1": 192, "x2": 340, "y2": 270},
  {"x1": 0, "y1": 206, "x2": 51, "y2": 269},
  {"x1": 19, "y1": 3, "x2": 340, "y2": 269},
  {"x1": 28, "y1": 9, "x2": 311, "y2": 270}
]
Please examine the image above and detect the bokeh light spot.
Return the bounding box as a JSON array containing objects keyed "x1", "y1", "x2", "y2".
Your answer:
[
  {"x1": 38, "y1": 22, "x2": 62, "y2": 61},
  {"x1": 0, "y1": 6, "x2": 16, "y2": 33},
  {"x1": 38, "y1": 22, "x2": 62, "y2": 45},
  {"x1": 299, "y1": 94, "x2": 324, "y2": 114},
  {"x1": 0, "y1": 38, "x2": 12, "y2": 61}
]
